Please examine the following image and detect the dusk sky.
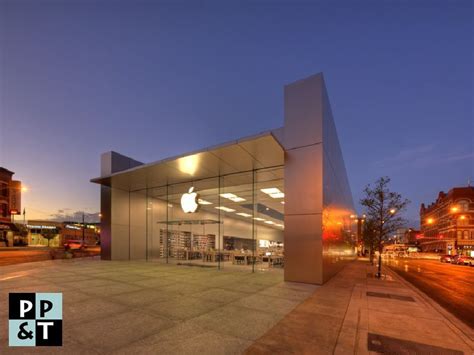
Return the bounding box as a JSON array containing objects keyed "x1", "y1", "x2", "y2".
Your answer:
[{"x1": 0, "y1": 0, "x2": 472, "y2": 225}]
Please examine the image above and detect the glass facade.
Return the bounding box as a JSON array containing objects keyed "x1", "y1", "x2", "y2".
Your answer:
[
  {"x1": 94, "y1": 73, "x2": 357, "y2": 284},
  {"x1": 129, "y1": 166, "x2": 285, "y2": 272}
]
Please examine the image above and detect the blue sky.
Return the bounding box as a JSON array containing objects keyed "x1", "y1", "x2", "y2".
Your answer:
[{"x1": 0, "y1": 0, "x2": 472, "y2": 225}]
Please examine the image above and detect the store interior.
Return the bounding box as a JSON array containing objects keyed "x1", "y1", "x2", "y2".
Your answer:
[{"x1": 139, "y1": 166, "x2": 285, "y2": 270}]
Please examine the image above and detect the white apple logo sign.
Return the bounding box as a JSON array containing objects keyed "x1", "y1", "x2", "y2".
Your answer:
[{"x1": 181, "y1": 187, "x2": 199, "y2": 213}]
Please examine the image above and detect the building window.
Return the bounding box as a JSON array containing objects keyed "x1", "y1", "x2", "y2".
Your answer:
[
  {"x1": 458, "y1": 218, "x2": 468, "y2": 226},
  {"x1": 457, "y1": 231, "x2": 462, "y2": 239},
  {"x1": 0, "y1": 184, "x2": 7, "y2": 198},
  {"x1": 0, "y1": 203, "x2": 8, "y2": 217},
  {"x1": 463, "y1": 230, "x2": 469, "y2": 239},
  {"x1": 459, "y1": 200, "x2": 469, "y2": 212}
]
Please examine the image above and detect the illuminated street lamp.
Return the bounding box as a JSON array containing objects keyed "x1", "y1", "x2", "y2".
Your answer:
[
  {"x1": 389, "y1": 208, "x2": 396, "y2": 214},
  {"x1": 451, "y1": 206, "x2": 459, "y2": 213},
  {"x1": 427, "y1": 218, "x2": 434, "y2": 224},
  {"x1": 0, "y1": 185, "x2": 28, "y2": 192}
]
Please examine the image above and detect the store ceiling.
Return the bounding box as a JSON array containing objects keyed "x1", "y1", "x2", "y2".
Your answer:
[{"x1": 91, "y1": 131, "x2": 284, "y2": 191}]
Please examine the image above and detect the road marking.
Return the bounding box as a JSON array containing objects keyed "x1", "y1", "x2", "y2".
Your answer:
[{"x1": 0, "y1": 273, "x2": 27, "y2": 281}]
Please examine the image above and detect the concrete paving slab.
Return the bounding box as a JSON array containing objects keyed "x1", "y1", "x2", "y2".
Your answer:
[
  {"x1": 115, "y1": 320, "x2": 251, "y2": 355},
  {"x1": 80, "y1": 283, "x2": 143, "y2": 296},
  {"x1": 190, "y1": 288, "x2": 250, "y2": 304},
  {"x1": 63, "y1": 298, "x2": 129, "y2": 324},
  {"x1": 146, "y1": 297, "x2": 218, "y2": 321},
  {"x1": 110, "y1": 288, "x2": 181, "y2": 307},
  {"x1": 368, "y1": 311, "x2": 469, "y2": 350},
  {"x1": 192, "y1": 304, "x2": 283, "y2": 341},
  {"x1": 159, "y1": 282, "x2": 211, "y2": 295},
  {"x1": 128, "y1": 277, "x2": 179, "y2": 288},
  {"x1": 257, "y1": 285, "x2": 315, "y2": 301},
  {"x1": 69, "y1": 310, "x2": 175, "y2": 352},
  {"x1": 231, "y1": 293, "x2": 301, "y2": 315}
]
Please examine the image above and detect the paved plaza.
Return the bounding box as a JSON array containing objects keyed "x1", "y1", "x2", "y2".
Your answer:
[
  {"x1": 0, "y1": 258, "x2": 316, "y2": 354},
  {"x1": 1, "y1": 258, "x2": 473, "y2": 354}
]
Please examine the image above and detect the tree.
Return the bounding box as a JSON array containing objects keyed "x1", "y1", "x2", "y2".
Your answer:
[
  {"x1": 360, "y1": 177, "x2": 409, "y2": 278},
  {"x1": 41, "y1": 229, "x2": 57, "y2": 248}
]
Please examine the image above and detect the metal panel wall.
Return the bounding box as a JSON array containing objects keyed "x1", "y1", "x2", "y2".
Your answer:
[
  {"x1": 282, "y1": 72, "x2": 355, "y2": 284},
  {"x1": 100, "y1": 186, "x2": 112, "y2": 260},
  {"x1": 283, "y1": 74, "x2": 325, "y2": 284},
  {"x1": 321, "y1": 79, "x2": 356, "y2": 282},
  {"x1": 130, "y1": 190, "x2": 147, "y2": 260},
  {"x1": 111, "y1": 188, "x2": 131, "y2": 260}
]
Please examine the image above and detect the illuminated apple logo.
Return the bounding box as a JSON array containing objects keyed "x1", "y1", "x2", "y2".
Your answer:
[{"x1": 181, "y1": 187, "x2": 199, "y2": 213}]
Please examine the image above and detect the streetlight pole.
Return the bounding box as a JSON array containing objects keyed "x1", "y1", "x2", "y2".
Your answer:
[{"x1": 82, "y1": 212, "x2": 85, "y2": 245}]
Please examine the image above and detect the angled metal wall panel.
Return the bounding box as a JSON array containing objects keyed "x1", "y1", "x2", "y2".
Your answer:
[
  {"x1": 283, "y1": 73, "x2": 325, "y2": 284},
  {"x1": 321, "y1": 79, "x2": 356, "y2": 282},
  {"x1": 283, "y1": 72, "x2": 355, "y2": 284}
]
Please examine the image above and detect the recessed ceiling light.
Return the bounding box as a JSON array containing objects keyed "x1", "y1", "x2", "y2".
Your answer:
[
  {"x1": 260, "y1": 188, "x2": 281, "y2": 194},
  {"x1": 275, "y1": 224, "x2": 284, "y2": 227},
  {"x1": 236, "y1": 212, "x2": 252, "y2": 217},
  {"x1": 261, "y1": 188, "x2": 284, "y2": 199},
  {"x1": 281, "y1": 201, "x2": 285, "y2": 204},
  {"x1": 220, "y1": 193, "x2": 246, "y2": 202},
  {"x1": 253, "y1": 217, "x2": 265, "y2": 221},
  {"x1": 215, "y1": 206, "x2": 236, "y2": 213},
  {"x1": 168, "y1": 204, "x2": 173, "y2": 208},
  {"x1": 264, "y1": 220, "x2": 275, "y2": 225},
  {"x1": 269, "y1": 192, "x2": 284, "y2": 199},
  {"x1": 198, "y1": 199, "x2": 212, "y2": 205}
]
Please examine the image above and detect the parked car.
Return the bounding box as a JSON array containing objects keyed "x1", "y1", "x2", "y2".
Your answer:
[
  {"x1": 440, "y1": 254, "x2": 456, "y2": 263},
  {"x1": 64, "y1": 240, "x2": 87, "y2": 250},
  {"x1": 455, "y1": 255, "x2": 474, "y2": 266},
  {"x1": 450, "y1": 255, "x2": 462, "y2": 264}
]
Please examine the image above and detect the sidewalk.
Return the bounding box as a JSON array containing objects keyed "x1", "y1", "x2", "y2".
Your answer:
[{"x1": 246, "y1": 260, "x2": 474, "y2": 354}]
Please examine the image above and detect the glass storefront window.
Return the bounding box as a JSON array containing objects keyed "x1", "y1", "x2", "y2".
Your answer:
[{"x1": 139, "y1": 166, "x2": 284, "y2": 272}]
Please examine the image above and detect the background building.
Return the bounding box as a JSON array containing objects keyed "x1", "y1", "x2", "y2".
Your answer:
[
  {"x1": 404, "y1": 228, "x2": 421, "y2": 245},
  {"x1": 0, "y1": 167, "x2": 22, "y2": 222},
  {"x1": 26, "y1": 220, "x2": 100, "y2": 247},
  {"x1": 92, "y1": 72, "x2": 356, "y2": 285},
  {"x1": 419, "y1": 186, "x2": 474, "y2": 256},
  {"x1": 0, "y1": 167, "x2": 23, "y2": 247}
]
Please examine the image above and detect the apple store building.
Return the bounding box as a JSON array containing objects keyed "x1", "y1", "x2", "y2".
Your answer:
[{"x1": 91, "y1": 73, "x2": 356, "y2": 285}]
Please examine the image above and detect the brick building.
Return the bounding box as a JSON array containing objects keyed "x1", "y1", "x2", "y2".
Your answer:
[
  {"x1": 0, "y1": 167, "x2": 22, "y2": 246},
  {"x1": 419, "y1": 186, "x2": 474, "y2": 256},
  {"x1": 403, "y1": 228, "x2": 422, "y2": 245},
  {"x1": 0, "y1": 167, "x2": 22, "y2": 222}
]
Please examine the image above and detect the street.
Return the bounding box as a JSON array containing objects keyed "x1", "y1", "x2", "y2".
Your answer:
[
  {"x1": 0, "y1": 247, "x2": 100, "y2": 266},
  {"x1": 385, "y1": 258, "x2": 474, "y2": 329}
]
